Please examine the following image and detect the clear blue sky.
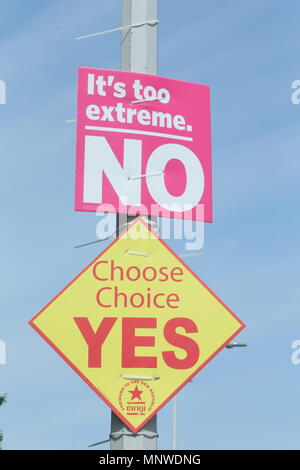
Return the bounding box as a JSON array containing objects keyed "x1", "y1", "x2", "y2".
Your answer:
[{"x1": 1, "y1": 0, "x2": 300, "y2": 450}]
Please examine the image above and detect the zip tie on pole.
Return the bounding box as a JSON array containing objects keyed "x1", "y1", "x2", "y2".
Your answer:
[
  {"x1": 125, "y1": 250, "x2": 150, "y2": 257},
  {"x1": 180, "y1": 252, "x2": 203, "y2": 258},
  {"x1": 66, "y1": 119, "x2": 76, "y2": 123},
  {"x1": 130, "y1": 97, "x2": 160, "y2": 104},
  {"x1": 74, "y1": 221, "x2": 160, "y2": 249},
  {"x1": 128, "y1": 170, "x2": 164, "y2": 180},
  {"x1": 120, "y1": 375, "x2": 160, "y2": 381},
  {"x1": 74, "y1": 221, "x2": 132, "y2": 248},
  {"x1": 75, "y1": 20, "x2": 159, "y2": 40},
  {"x1": 88, "y1": 438, "x2": 110, "y2": 447}
]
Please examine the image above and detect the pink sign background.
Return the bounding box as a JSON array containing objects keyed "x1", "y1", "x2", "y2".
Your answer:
[{"x1": 75, "y1": 67, "x2": 212, "y2": 222}]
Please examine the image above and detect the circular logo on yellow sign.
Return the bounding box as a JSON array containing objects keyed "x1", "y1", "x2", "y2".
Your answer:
[{"x1": 118, "y1": 380, "x2": 156, "y2": 417}]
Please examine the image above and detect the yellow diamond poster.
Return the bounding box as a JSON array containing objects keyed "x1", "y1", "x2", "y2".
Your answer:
[{"x1": 29, "y1": 218, "x2": 245, "y2": 432}]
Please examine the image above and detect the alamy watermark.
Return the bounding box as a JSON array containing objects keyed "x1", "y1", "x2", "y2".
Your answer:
[
  {"x1": 94, "y1": 202, "x2": 205, "y2": 251},
  {"x1": 291, "y1": 80, "x2": 300, "y2": 104},
  {"x1": 0, "y1": 80, "x2": 6, "y2": 105},
  {"x1": 0, "y1": 340, "x2": 6, "y2": 365},
  {"x1": 291, "y1": 340, "x2": 300, "y2": 365}
]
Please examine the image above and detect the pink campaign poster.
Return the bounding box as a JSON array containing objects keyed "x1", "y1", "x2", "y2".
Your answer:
[{"x1": 75, "y1": 67, "x2": 212, "y2": 222}]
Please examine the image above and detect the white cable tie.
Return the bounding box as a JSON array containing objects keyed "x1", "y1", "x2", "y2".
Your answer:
[
  {"x1": 130, "y1": 97, "x2": 160, "y2": 104},
  {"x1": 74, "y1": 221, "x2": 133, "y2": 248},
  {"x1": 128, "y1": 170, "x2": 164, "y2": 181},
  {"x1": 120, "y1": 375, "x2": 160, "y2": 381},
  {"x1": 141, "y1": 217, "x2": 158, "y2": 227},
  {"x1": 74, "y1": 234, "x2": 111, "y2": 248},
  {"x1": 88, "y1": 438, "x2": 110, "y2": 447},
  {"x1": 75, "y1": 20, "x2": 159, "y2": 40},
  {"x1": 66, "y1": 119, "x2": 76, "y2": 123},
  {"x1": 125, "y1": 250, "x2": 150, "y2": 257},
  {"x1": 110, "y1": 430, "x2": 159, "y2": 440},
  {"x1": 180, "y1": 252, "x2": 203, "y2": 258}
]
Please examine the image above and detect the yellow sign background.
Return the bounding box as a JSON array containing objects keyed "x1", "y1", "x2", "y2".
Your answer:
[{"x1": 29, "y1": 219, "x2": 245, "y2": 432}]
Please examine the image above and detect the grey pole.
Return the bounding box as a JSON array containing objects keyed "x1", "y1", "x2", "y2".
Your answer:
[
  {"x1": 110, "y1": 0, "x2": 159, "y2": 451},
  {"x1": 120, "y1": 0, "x2": 158, "y2": 74},
  {"x1": 117, "y1": 0, "x2": 158, "y2": 232}
]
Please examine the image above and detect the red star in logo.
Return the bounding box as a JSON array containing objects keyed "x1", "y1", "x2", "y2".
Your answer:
[{"x1": 128, "y1": 385, "x2": 143, "y2": 401}]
